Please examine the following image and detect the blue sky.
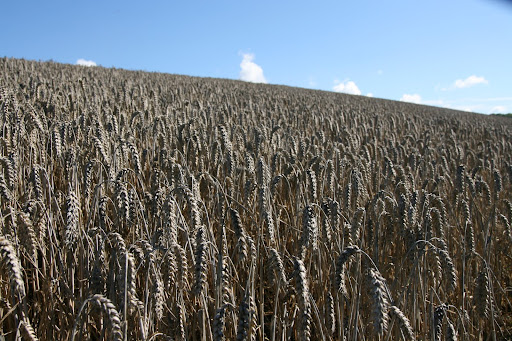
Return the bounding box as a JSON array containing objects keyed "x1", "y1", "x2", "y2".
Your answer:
[{"x1": 2, "y1": 0, "x2": 512, "y2": 114}]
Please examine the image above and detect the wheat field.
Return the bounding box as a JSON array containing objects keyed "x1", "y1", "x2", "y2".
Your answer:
[{"x1": 0, "y1": 57, "x2": 511, "y2": 340}]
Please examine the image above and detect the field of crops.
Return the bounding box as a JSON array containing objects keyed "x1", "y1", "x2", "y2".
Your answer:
[{"x1": 0, "y1": 57, "x2": 511, "y2": 340}]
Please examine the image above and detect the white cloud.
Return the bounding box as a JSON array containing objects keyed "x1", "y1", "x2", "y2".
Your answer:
[
  {"x1": 239, "y1": 53, "x2": 267, "y2": 83},
  {"x1": 76, "y1": 59, "x2": 97, "y2": 67},
  {"x1": 366, "y1": 93, "x2": 374, "y2": 97},
  {"x1": 454, "y1": 75, "x2": 488, "y2": 89},
  {"x1": 333, "y1": 80, "x2": 361, "y2": 95},
  {"x1": 421, "y1": 97, "x2": 511, "y2": 114},
  {"x1": 401, "y1": 96, "x2": 509, "y2": 114},
  {"x1": 400, "y1": 94, "x2": 422, "y2": 104},
  {"x1": 456, "y1": 106, "x2": 474, "y2": 112},
  {"x1": 491, "y1": 105, "x2": 507, "y2": 113}
]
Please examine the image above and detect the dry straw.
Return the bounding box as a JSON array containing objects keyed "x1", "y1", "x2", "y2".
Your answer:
[{"x1": 1, "y1": 57, "x2": 510, "y2": 340}]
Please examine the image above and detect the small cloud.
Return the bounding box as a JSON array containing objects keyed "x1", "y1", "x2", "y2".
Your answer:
[
  {"x1": 239, "y1": 53, "x2": 267, "y2": 83},
  {"x1": 333, "y1": 80, "x2": 361, "y2": 95},
  {"x1": 366, "y1": 93, "x2": 374, "y2": 97},
  {"x1": 377, "y1": 70, "x2": 383, "y2": 75},
  {"x1": 457, "y1": 106, "x2": 474, "y2": 112},
  {"x1": 76, "y1": 58, "x2": 97, "y2": 67},
  {"x1": 491, "y1": 105, "x2": 507, "y2": 113},
  {"x1": 454, "y1": 75, "x2": 488, "y2": 89},
  {"x1": 400, "y1": 94, "x2": 422, "y2": 104}
]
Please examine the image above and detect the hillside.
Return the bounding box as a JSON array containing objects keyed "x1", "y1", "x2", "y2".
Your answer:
[{"x1": 1, "y1": 57, "x2": 511, "y2": 340}]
